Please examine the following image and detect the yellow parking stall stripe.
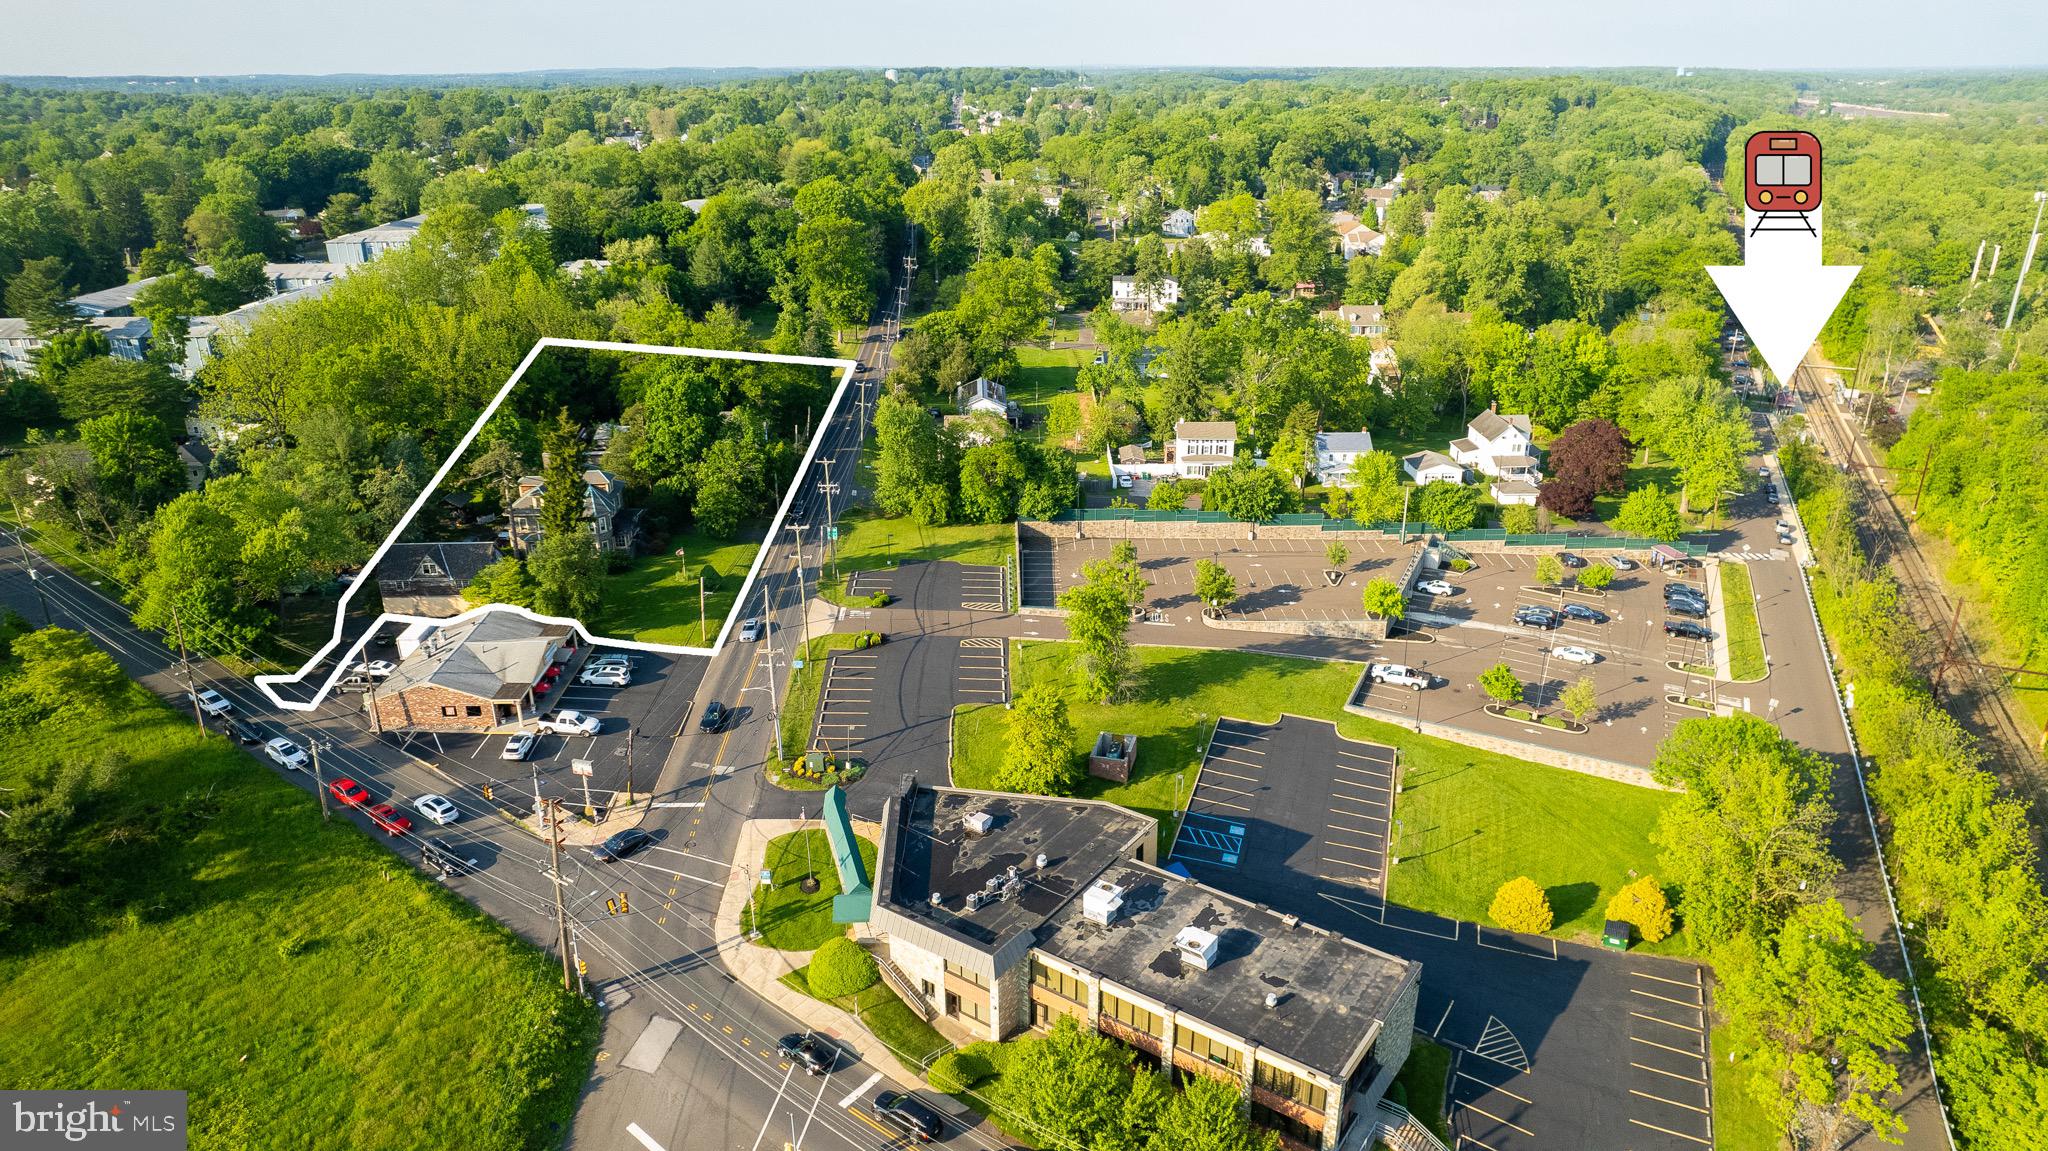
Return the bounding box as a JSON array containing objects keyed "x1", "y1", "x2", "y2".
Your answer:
[
  {"x1": 1631, "y1": 1061, "x2": 1706, "y2": 1086},
  {"x1": 1629, "y1": 1035, "x2": 1701, "y2": 1059},
  {"x1": 1630, "y1": 1088, "x2": 1708, "y2": 1115},
  {"x1": 1632, "y1": 970, "x2": 1703, "y2": 990},
  {"x1": 1631, "y1": 987, "x2": 1703, "y2": 1009},
  {"x1": 1628, "y1": 1118, "x2": 1711, "y2": 1145},
  {"x1": 1630, "y1": 1010, "x2": 1702, "y2": 1034},
  {"x1": 1458, "y1": 1103, "x2": 1533, "y2": 1139}
]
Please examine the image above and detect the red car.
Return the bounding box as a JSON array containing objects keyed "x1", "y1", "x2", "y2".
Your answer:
[
  {"x1": 329, "y1": 778, "x2": 371, "y2": 806},
  {"x1": 367, "y1": 802, "x2": 414, "y2": 836}
]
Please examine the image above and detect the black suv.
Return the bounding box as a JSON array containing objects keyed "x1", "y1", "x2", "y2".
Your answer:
[
  {"x1": 1513, "y1": 606, "x2": 1561, "y2": 629},
  {"x1": 1560, "y1": 603, "x2": 1607, "y2": 624},
  {"x1": 1665, "y1": 620, "x2": 1714, "y2": 641},
  {"x1": 777, "y1": 1033, "x2": 836, "y2": 1076},
  {"x1": 873, "y1": 1091, "x2": 943, "y2": 1142},
  {"x1": 1666, "y1": 597, "x2": 1708, "y2": 619},
  {"x1": 1557, "y1": 552, "x2": 1585, "y2": 568},
  {"x1": 591, "y1": 828, "x2": 654, "y2": 863},
  {"x1": 698, "y1": 700, "x2": 729, "y2": 733}
]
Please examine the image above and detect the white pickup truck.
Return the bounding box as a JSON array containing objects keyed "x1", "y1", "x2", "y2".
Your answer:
[{"x1": 1368, "y1": 664, "x2": 1433, "y2": 691}]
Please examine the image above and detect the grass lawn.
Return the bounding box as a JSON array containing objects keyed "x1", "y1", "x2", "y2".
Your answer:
[
  {"x1": 1593, "y1": 458, "x2": 1684, "y2": 524},
  {"x1": 741, "y1": 829, "x2": 879, "y2": 950},
  {"x1": 587, "y1": 530, "x2": 762, "y2": 646},
  {"x1": 832, "y1": 507, "x2": 1015, "y2": 570},
  {"x1": 1391, "y1": 1037, "x2": 1454, "y2": 1142},
  {"x1": 0, "y1": 660, "x2": 597, "y2": 1150},
  {"x1": 1720, "y1": 561, "x2": 1768, "y2": 681},
  {"x1": 781, "y1": 963, "x2": 953, "y2": 1069},
  {"x1": 1710, "y1": 1024, "x2": 1788, "y2": 1150},
  {"x1": 1372, "y1": 408, "x2": 1469, "y2": 468},
  {"x1": 768, "y1": 632, "x2": 870, "y2": 782},
  {"x1": 1011, "y1": 346, "x2": 1089, "y2": 427},
  {"x1": 954, "y1": 642, "x2": 1682, "y2": 948}
]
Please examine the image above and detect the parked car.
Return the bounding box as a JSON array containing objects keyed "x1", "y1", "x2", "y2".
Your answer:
[
  {"x1": 872, "y1": 1092, "x2": 943, "y2": 1142},
  {"x1": 1778, "y1": 528, "x2": 1795, "y2": 545},
  {"x1": 587, "y1": 653, "x2": 635, "y2": 668},
  {"x1": 420, "y1": 838, "x2": 477, "y2": 876},
  {"x1": 1560, "y1": 603, "x2": 1607, "y2": 624},
  {"x1": 1552, "y1": 646, "x2": 1600, "y2": 665},
  {"x1": 1513, "y1": 607, "x2": 1561, "y2": 629},
  {"x1": 414, "y1": 794, "x2": 460, "y2": 826},
  {"x1": 356, "y1": 659, "x2": 396, "y2": 679},
  {"x1": 737, "y1": 618, "x2": 763, "y2": 642},
  {"x1": 777, "y1": 1033, "x2": 838, "y2": 1076},
  {"x1": 592, "y1": 828, "x2": 655, "y2": 863},
  {"x1": 538, "y1": 710, "x2": 601, "y2": 736},
  {"x1": 1368, "y1": 664, "x2": 1432, "y2": 690},
  {"x1": 1609, "y1": 555, "x2": 1639, "y2": 571},
  {"x1": 1766, "y1": 488, "x2": 1781, "y2": 505},
  {"x1": 1665, "y1": 620, "x2": 1714, "y2": 641},
  {"x1": 1415, "y1": 579, "x2": 1458, "y2": 597},
  {"x1": 501, "y1": 731, "x2": 538, "y2": 760},
  {"x1": 220, "y1": 716, "x2": 263, "y2": 744},
  {"x1": 1667, "y1": 598, "x2": 1709, "y2": 620},
  {"x1": 698, "y1": 701, "x2": 729, "y2": 733},
  {"x1": 367, "y1": 803, "x2": 414, "y2": 836},
  {"x1": 192, "y1": 688, "x2": 233, "y2": 716},
  {"x1": 1556, "y1": 552, "x2": 1585, "y2": 568},
  {"x1": 263, "y1": 737, "x2": 309, "y2": 771},
  {"x1": 577, "y1": 665, "x2": 631, "y2": 687},
  {"x1": 328, "y1": 778, "x2": 371, "y2": 806}
]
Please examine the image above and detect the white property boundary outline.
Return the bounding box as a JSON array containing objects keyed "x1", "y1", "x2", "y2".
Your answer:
[{"x1": 254, "y1": 337, "x2": 856, "y2": 711}]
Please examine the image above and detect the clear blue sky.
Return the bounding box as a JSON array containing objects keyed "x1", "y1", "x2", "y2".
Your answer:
[{"x1": 4, "y1": 0, "x2": 2043, "y2": 76}]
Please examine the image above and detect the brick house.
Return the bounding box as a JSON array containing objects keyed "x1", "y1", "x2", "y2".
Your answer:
[{"x1": 366, "y1": 610, "x2": 573, "y2": 733}]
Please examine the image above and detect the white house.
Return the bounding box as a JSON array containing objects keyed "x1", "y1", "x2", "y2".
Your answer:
[
  {"x1": 955, "y1": 377, "x2": 1018, "y2": 422},
  {"x1": 325, "y1": 204, "x2": 546, "y2": 266},
  {"x1": 1161, "y1": 208, "x2": 1197, "y2": 238},
  {"x1": 1330, "y1": 211, "x2": 1386, "y2": 259},
  {"x1": 1325, "y1": 303, "x2": 1386, "y2": 338},
  {"x1": 1171, "y1": 420, "x2": 1237, "y2": 478},
  {"x1": 0, "y1": 316, "x2": 151, "y2": 375},
  {"x1": 1109, "y1": 275, "x2": 1181, "y2": 313},
  {"x1": 1367, "y1": 345, "x2": 1401, "y2": 391},
  {"x1": 1313, "y1": 430, "x2": 1376, "y2": 486},
  {"x1": 1359, "y1": 184, "x2": 1399, "y2": 226},
  {"x1": 1401, "y1": 450, "x2": 1466, "y2": 486},
  {"x1": 1448, "y1": 408, "x2": 1542, "y2": 506}
]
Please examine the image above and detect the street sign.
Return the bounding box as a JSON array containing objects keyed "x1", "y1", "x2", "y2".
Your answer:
[
  {"x1": 571, "y1": 758, "x2": 594, "y2": 777},
  {"x1": 828, "y1": 527, "x2": 839, "y2": 540},
  {"x1": 760, "y1": 867, "x2": 773, "y2": 885}
]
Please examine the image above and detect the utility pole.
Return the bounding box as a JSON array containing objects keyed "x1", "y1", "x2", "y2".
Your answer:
[
  {"x1": 698, "y1": 574, "x2": 707, "y2": 646},
  {"x1": 309, "y1": 739, "x2": 331, "y2": 822},
  {"x1": 817, "y1": 472, "x2": 841, "y2": 581},
  {"x1": 762, "y1": 587, "x2": 786, "y2": 762},
  {"x1": 791, "y1": 523, "x2": 811, "y2": 654},
  {"x1": 615, "y1": 736, "x2": 635, "y2": 808},
  {"x1": 6, "y1": 523, "x2": 51, "y2": 626},
  {"x1": 170, "y1": 606, "x2": 204, "y2": 729},
  {"x1": 545, "y1": 797, "x2": 575, "y2": 993},
  {"x1": 2005, "y1": 191, "x2": 2047, "y2": 331}
]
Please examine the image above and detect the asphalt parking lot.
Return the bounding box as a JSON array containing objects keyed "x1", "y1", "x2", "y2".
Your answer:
[
  {"x1": 1022, "y1": 534, "x2": 1422, "y2": 622},
  {"x1": 1171, "y1": 716, "x2": 1395, "y2": 900},
  {"x1": 1163, "y1": 715, "x2": 1714, "y2": 1151},
  {"x1": 811, "y1": 631, "x2": 1007, "y2": 780},
  {"x1": 1352, "y1": 552, "x2": 1731, "y2": 769},
  {"x1": 385, "y1": 645, "x2": 706, "y2": 814},
  {"x1": 846, "y1": 559, "x2": 1008, "y2": 618}
]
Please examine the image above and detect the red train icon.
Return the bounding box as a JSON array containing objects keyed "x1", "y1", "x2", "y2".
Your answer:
[{"x1": 1744, "y1": 130, "x2": 1822, "y2": 235}]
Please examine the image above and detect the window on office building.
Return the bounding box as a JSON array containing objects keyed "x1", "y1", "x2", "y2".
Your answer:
[
  {"x1": 1175, "y1": 1025, "x2": 1243, "y2": 1071},
  {"x1": 1031, "y1": 958, "x2": 1086, "y2": 1004},
  {"x1": 1251, "y1": 1102, "x2": 1320, "y2": 1148},
  {"x1": 944, "y1": 959, "x2": 988, "y2": 989},
  {"x1": 1254, "y1": 1060, "x2": 1329, "y2": 1112},
  {"x1": 1102, "y1": 992, "x2": 1165, "y2": 1038}
]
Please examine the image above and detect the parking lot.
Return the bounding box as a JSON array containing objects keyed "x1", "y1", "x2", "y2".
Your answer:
[
  {"x1": 1351, "y1": 551, "x2": 1733, "y2": 769},
  {"x1": 384, "y1": 644, "x2": 706, "y2": 814},
  {"x1": 811, "y1": 631, "x2": 1008, "y2": 780},
  {"x1": 1020, "y1": 533, "x2": 1423, "y2": 623},
  {"x1": 846, "y1": 559, "x2": 1008, "y2": 618}
]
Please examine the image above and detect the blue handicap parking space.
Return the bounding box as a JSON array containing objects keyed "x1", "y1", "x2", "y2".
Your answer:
[{"x1": 1173, "y1": 812, "x2": 1247, "y2": 867}]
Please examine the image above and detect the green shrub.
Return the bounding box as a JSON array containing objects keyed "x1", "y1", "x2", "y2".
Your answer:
[
  {"x1": 927, "y1": 1048, "x2": 994, "y2": 1093},
  {"x1": 1500, "y1": 505, "x2": 1539, "y2": 534},
  {"x1": 806, "y1": 937, "x2": 879, "y2": 999},
  {"x1": 1605, "y1": 876, "x2": 1675, "y2": 943},
  {"x1": 1577, "y1": 562, "x2": 1615, "y2": 590},
  {"x1": 1489, "y1": 876, "x2": 1555, "y2": 934}
]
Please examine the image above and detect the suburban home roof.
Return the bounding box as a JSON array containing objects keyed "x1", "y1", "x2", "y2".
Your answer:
[
  {"x1": 1469, "y1": 410, "x2": 1533, "y2": 441},
  {"x1": 1493, "y1": 454, "x2": 1540, "y2": 468},
  {"x1": 1315, "y1": 432, "x2": 1376, "y2": 453},
  {"x1": 1403, "y1": 450, "x2": 1461, "y2": 473},
  {"x1": 1174, "y1": 420, "x2": 1237, "y2": 440},
  {"x1": 373, "y1": 542, "x2": 502, "y2": 589}
]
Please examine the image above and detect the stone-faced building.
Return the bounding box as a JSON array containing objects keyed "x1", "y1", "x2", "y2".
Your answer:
[
  {"x1": 373, "y1": 542, "x2": 501, "y2": 617},
  {"x1": 365, "y1": 610, "x2": 572, "y2": 733},
  {"x1": 867, "y1": 782, "x2": 1421, "y2": 1151}
]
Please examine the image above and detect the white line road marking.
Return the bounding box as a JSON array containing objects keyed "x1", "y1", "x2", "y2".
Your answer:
[
  {"x1": 626, "y1": 1122, "x2": 668, "y2": 1151},
  {"x1": 748, "y1": 1065, "x2": 798, "y2": 1151},
  {"x1": 651, "y1": 801, "x2": 705, "y2": 808},
  {"x1": 840, "y1": 1071, "x2": 882, "y2": 1108},
  {"x1": 1457, "y1": 1071, "x2": 1532, "y2": 1104}
]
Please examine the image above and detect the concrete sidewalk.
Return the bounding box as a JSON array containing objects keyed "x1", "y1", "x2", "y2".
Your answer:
[{"x1": 712, "y1": 819, "x2": 948, "y2": 1097}]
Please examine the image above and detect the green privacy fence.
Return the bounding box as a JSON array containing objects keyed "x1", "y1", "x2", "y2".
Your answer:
[{"x1": 1047, "y1": 507, "x2": 1708, "y2": 556}]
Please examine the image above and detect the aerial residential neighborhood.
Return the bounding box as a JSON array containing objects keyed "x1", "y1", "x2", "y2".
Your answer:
[{"x1": 2, "y1": 12, "x2": 2046, "y2": 1151}]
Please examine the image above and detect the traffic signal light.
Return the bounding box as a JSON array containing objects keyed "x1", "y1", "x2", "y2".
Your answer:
[{"x1": 481, "y1": 784, "x2": 494, "y2": 801}]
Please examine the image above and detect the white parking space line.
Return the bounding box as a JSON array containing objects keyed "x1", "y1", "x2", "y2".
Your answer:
[
  {"x1": 626, "y1": 1122, "x2": 669, "y2": 1151},
  {"x1": 839, "y1": 1071, "x2": 882, "y2": 1108}
]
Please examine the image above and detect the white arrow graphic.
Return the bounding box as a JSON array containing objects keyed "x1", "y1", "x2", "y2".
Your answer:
[{"x1": 1707, "y1": 205, "x2": 1860, "y2": 386}]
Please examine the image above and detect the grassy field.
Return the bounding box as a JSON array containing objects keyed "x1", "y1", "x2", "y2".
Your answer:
[
  {"x1": 1011, "y1": 345, "x2": 1089, "y2": 433},
  {"x1": 1593, "y1": 459, "x2": 1684, "y2": 525},
  {"x1": 1710, "y1": 1024, "x2": 1788, "y2": 1150},
  {"x1": 953, "y1": 641, "x2": 1681, "y2": 946},
  {"x1": 832, "y1": 507, "x2": 1015, "y2": 570},
  {"x1": 587, "y1": 531, "x2": 762, "y2": 646},
  {"x1": 1391, "y1": 1038, "x2": 1454, "y2": 1142},
  {"x1": 781, "y1": 964, "x2": 953, "y2": 1069},
  {"x1": 0, "y1": 662, "x2": 598, "y2": 1150},
  {"x1": 741, "y1": 829, "x2": 879, "y2": 950},
  {"x1": 1720, "y1": 561, "x2": 1768, "y2": 681}
]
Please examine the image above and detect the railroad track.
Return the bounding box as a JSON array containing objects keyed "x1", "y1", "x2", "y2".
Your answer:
[{"x1": 1791, "y1": 349, "x2": 2046, "y2": 794}]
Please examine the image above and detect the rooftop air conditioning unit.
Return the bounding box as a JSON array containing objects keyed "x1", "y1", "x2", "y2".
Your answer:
[
  {"x1": 929, "y1": 891, "x2": 944, "y2": 909},
  {"x1": 963, "y1": 811, "x2": 994, "y2": 836},
  {"x1": 1082, "y1": 881, "x2": 1125, "y2": 926},
  {"x1": 965, "y1": 891, "x2": 985, "y2": 911},
  {"x1": 1173, "y1": 925, "x2": 1220, "y2": 970}
]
